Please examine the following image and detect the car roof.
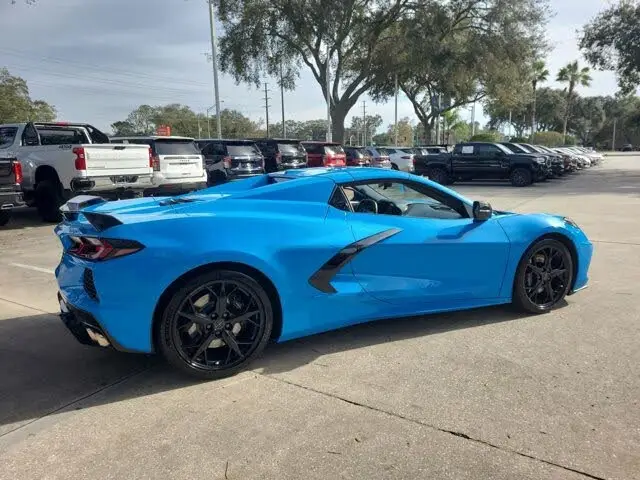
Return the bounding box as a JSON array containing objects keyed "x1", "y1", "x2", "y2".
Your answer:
[
  {"x1": 273, "y1": 166, "x2": 410, "y2": 183},
  {"x1": 111, "y1": 135, "x2": 194, "y2": 141}
]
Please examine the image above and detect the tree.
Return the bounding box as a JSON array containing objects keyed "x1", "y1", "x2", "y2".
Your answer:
[
  {"x1": 269, "y1": 119, "x2": 330, "y2": 141},
  {"x1": 580, "y1": 1, "x2": 640, "y2": 95},
  {"x1": 384, "y1": 117, "x2": 413, "y2": 146},
  {"x1": 569, "y1": 96, "x2": 605, "y2": 145},
  {"x1": 0, "y1": 68, "x2": 56, "y2": 123},
  {"x1": 530, "y1": 60, "x2": 549, "y2": 139},
  {"x1": 125, "y1": 105, "x2": 157, "y2": 135},
  {"x1": 216, "y1": 0, "x2": 411, "y2": 142},
  {"x1": 556, "y1": 61, "x2": 592, "y2": 141},
  {"x1": 111, "y1": 121, "x2": 136, "y2": 136},
  {"x1": 369, "y1": 0, "x2": 549, "y2": 141}
]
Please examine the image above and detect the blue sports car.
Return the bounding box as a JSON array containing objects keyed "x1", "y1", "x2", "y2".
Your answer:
[{"x1": 55, "y1": 167, "x2": 593, "y2": 378}]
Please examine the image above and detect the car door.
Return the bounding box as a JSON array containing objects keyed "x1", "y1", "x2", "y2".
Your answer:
[
  {"x1": 340, "y1": 179, "x2": 511, "y2": 309},
  {"x1": 450, "y1": 144, "x2": 478, "y2": 175},
  {"x1": 475, "y1": 144, "x2": 505, "y2": 178}
]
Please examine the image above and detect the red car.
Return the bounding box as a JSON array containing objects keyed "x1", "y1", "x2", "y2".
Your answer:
[{"x1": 300, "y1": 141, "x2": 346, "y2": 167}]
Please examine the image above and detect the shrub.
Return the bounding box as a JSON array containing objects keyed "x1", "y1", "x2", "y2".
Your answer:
[
  {"x1": 470, "y1": 131, "x2": 502, "y2": 142},
  {"x1": 531, "y1": 131, "x2": 578, "y2": 147},
  {"x1": 509, "y1": 136, "x2": 529, "y2": 143}
]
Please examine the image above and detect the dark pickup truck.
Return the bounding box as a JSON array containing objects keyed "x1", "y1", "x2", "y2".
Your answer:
[
  {"x1": 414, "y1": 142, "x2": 551, "y2": 187},
  {"x1": 0, "y1": 157, "x2": 24, "y2": 226}
]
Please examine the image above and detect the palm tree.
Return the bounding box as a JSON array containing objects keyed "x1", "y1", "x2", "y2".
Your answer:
[
  {"x1": 557, "y1": 61, "x2": 592, "y2": 142},
  {"x1": 530, "y1": 60, "x2": 549, "y2": 140}
]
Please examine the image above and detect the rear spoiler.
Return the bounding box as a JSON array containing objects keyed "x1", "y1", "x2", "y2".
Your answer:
[{"x1": 60, "y1": 195, "x2": 122, "y2": 231}]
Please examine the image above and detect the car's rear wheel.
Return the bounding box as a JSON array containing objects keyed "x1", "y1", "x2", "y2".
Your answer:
[
  {"x1": 510, "y1": 168, "x2": 532, "y2": 187},
  {"x1": 0, "y1": 210, "x2": 11, "y2": 226},
  {"x1": 427, "y1": 167, "x2": 450, "y2": 185},
  {"x1": 512, "y1": 238, "x2": 574, "y2": 314},
  {"x1": 391, "y1": 163, "x2": 399, "y2": 170},
  {"x1": 158, "y1": 269, "x2": 273, "y2": 379},
  {"x1": 35, "y1": 179, "x2": 64, "y2": 222}
]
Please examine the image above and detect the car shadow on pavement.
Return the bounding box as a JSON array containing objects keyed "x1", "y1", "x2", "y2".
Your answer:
[
  {"x1": 0, "y1": 303, "x2": 555, "y2": 435},
  {"x1": 0, "y1": 207, "x2": 49, "y2": 231}
]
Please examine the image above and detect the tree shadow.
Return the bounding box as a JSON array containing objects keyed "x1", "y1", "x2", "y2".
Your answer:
[{"x1": 0, "y1": 303, "x2": 551, "y2": 435}]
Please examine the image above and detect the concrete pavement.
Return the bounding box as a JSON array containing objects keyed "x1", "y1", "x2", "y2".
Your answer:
[{"x1": 1, "y1": 157, "x2": 639, "y2": 479}]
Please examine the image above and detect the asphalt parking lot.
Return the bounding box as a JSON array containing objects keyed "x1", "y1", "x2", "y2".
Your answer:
[{"x1": 1, "y1": 156, "x2": 639, "y2": 480}]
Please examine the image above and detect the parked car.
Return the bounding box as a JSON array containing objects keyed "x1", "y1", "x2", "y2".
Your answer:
[
  {"x1": 0, "y1": 122, "x2": 153, "y2": 222},
  {"x1": 0, "y1": 156, "x2": 24, "y2": 226},
  {"x1": 343, "y1": 146, "x2": 372, "y2": 167},
  {"x1": 376, "y1": 146, "x2": 415, "y2": 172},
  {"x1": 110, "y1": 136, "x2": 207, "y2": 196},
  {"x1": 572, "y1": 146, "x2": 603, "y2": 165},
  {"x1": 197, "y1": 139, "x2": 265, "y2": 185},
  {"x1": 414, "y1": 142, "x2": 550, "y2": 187},
  {"x1": 621, "y1": 144, "x2": 633, "y2": 152},
  {"x1": 535, "y1": 145, "x2": 577, "y2": 172},
  {"x1": 250, "y1": 138, "x2": 307, "y2": 172},
  {"x1": 54, "y1": 167, "x2": 593, "y2": 378},
  {"x1": 300, "y1": 141, "x2": 346, "y2": 167},
  {"x1": 502, "y1": 143, "x2": 564, "y2": 177},
  {"x1": 554, "y1": 147, "x2": 591, "y2": 168},
  {"x1": 363, "y1": 147, "x2": 392, "y2": 169}
]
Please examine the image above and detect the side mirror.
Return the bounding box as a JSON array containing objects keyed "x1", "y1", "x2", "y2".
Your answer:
[{"x1": 472, "y1": 201, "x2": 492, "y2": 221}]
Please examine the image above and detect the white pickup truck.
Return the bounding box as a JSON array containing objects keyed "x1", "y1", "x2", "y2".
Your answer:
[{"x1": 0, "y1": 122, "x2": 153, "y2": 222}]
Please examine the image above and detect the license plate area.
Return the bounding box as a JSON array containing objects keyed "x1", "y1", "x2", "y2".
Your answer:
[{"x1": 110, "y1": 175, "x2": 137, "y2": 184}]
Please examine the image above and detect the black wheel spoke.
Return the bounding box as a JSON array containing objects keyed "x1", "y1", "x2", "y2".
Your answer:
[
  {"x1": 190, "y1": 332, "x2": 216, "y2": 361},
  {"x1": 222, "y1": 331, "x2": 244, "y2": 358},
  {"x1": 234, "y1": 310, "x2": 260, "y2": 325},
  {"x1": 550, "y1": 268, "x2": 567, "y2": 278},
  {"x1": 178, "y1": 312, "x2": 212, "y2": 326}
]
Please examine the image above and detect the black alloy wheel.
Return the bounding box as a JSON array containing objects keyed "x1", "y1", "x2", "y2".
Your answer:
[
  {"x1": 510, "y1": 168, "x2": 533, "y2": 187},
  {"x1": 513, "y1": 238, "x2": 574, "y2": 313},
  {"x1": 159, "y1": 270, "x2": 273, "y2": 379},
  {"x1": 427, "y1": 167, "x2": 450, "y2": 185}
]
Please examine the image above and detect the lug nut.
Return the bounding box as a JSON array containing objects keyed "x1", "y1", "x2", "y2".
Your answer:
[
  {"x1": 215, "y1": 330, "x2": 221, "y2": 337},
  {"x1": 225, "y1": 323, "x2": 232, "y2": 330}
]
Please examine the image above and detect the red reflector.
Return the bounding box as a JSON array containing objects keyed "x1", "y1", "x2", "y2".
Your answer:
[
  {"x1": 275, "y1": 152, "x2": 282, "y2": 164},
  {"x1": 152, "y1": 154, "x2": 160, "y2": 171},
  {"x1": 12, "y1": 161, "x2": 23, "y2": 184},
  {"x1": 223, "y1": 156, "x2": 232, "y2": 169},
  {"x1": 73, "y1": 147, "x2": 86, "y2": 170}
]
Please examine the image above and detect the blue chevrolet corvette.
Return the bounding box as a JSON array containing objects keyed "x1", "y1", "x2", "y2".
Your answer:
[{"x1": 55, "y1": 167, "x2": 593, "y2": 378}]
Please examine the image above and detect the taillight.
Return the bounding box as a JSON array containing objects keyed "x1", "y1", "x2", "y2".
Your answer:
[
  {"x1": 275, "y1": 152, "x2": 282, "y2": 164},
  {"x1": 12, "y1": 160, "x2": 23, "y2": 184},
  {"x1": 223, "y1": 156, "x2": 232, "y2": 169},
  {"x1": 68, "y1": 236, "x2": 144, "y2": 261},
  {"x1": 151, "y1": 154, "x2": 160, "y2": 171},
  {"x1": 73, "y1": 147, "x2": 86, "y2": 170}
]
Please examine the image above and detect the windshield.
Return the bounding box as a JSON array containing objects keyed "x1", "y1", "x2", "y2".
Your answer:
[
  {"x1": 277, "y1": 142, "x2": 305, "y2": 154},
  {"x1": 154, "y1": 139, "x2": 201, "y2": 155},
  {"x1": 227, "y1": 143, "x2": 261, "y2": 155},
  {"x1": 0, "y1": 126, "x2": 18, "y2": 148},
  {"x1": 495, "y1": 143, "x2": 514, "y2": 154},
  {"x1": 325, "y1": 145, "x2": 345, "y2": 155}
]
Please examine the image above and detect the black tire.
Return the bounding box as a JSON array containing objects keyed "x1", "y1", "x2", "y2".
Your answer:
[
  {"x1": 0, "y1": 210, "x2": 11, "y2": 227},
  {"x1": 427, "y1": 167, "x2": 450, "y2": 185},
  {"x1": 158, "y1": 269, "x2": 274, "y2": 379},
  {"x1": 207, "y1": 170, "x2": 227, "y2": 187},
  {"x1": 391, "y1": 163, "x2": 399, "y2": 170},
  {"x1": 512, "y1": 238, "x2": 574, "y2": 314},
  {"x1": 35, "y1": 179, "x2": 64, "y2": 222},
  {"x1": 510, "y1": 168, "x2": 533, "y2": 187}
]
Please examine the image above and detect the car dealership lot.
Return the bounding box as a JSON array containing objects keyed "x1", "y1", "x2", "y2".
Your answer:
[{"x1": 1, "y1": 157, "x2": 639, "y2": 480}]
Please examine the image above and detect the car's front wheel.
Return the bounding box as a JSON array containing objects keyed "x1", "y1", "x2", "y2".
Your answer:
[
  {"x1": 512, "y1": 238, "x2": 574, "y2": 314},
  {"x1": 158, "y1": 269, "x2": 274, "y2": 379},
  {"x1": 510, "y1": 168, "x2": 532, "y2": 187}
]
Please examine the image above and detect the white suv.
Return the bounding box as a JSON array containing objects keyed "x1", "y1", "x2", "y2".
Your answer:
[
  {"x1": 376, "y1": 146, "x2": 415, "y2": 172},
  {"x1": 111, "y1": 136, "x2": 207, "y2": 195}
]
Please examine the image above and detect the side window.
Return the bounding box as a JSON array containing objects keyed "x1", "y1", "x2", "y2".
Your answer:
[
  {"x1": 22, "y1": 123, "x2": 40, "y2": 146},
  {"x1": 201, "y1": 143, "x2": 214, "y2": 155},
  {"x1": 347, "y1": 181, "x2": 466, "y2": 219},
  {"x1": 457, "y1": 145, "x2": 475, "y2": 155},
  {"x1": 328, "y1": 187, "x2": 351, "y2": 212},
  {"x1": 476, "y1": 144, "x2": 499, "y2": 156}
]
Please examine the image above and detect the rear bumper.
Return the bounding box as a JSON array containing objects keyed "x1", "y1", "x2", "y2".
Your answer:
[
  {"x1": 0, "y1": 188, "x2": 25, "y2": 209},
  {"x1": 70, "y1": 175, "x2": 153, "y2": 195},
  {"x1": 144, "y1": 181, "x2": 207, "y2": 196},
  {"x1": 58, "y1": 292, "x2": 117, "y2": 349}
]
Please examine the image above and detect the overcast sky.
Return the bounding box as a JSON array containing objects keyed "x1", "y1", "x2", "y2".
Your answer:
[{"x1": 0, "y1": 0, "x2": 623, "y2": 133}]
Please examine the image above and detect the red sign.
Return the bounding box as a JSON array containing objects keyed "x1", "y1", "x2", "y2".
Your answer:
[{"x1": 156, "y1": 125, "x2": 171, "y2": 136}]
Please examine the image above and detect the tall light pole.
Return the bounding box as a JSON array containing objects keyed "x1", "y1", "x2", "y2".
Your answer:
[
  {"x1": 394, "y1": 74, "x2": 399, "y2": 146},
  {"x1": 325, "y1": 46, "x2": 332, "y2": 142},
  {"x1": 208, "y1": 0, "x2": 222, "y2": 139}
]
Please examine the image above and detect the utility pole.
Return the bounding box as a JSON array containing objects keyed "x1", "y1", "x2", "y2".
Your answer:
[
  {"x1": 612, "y1": 118, "x2": 617, "y2": 151},
  {"x1": 471, "y1": 101, "x2": 476, "y2": 137},
  {"x1": 435, "y1": 94, "x2": 442, "y2": 144},
  {"x1": 263, "y1": 83, "x2": 271, "y2": 138},
  {"x1": 394, "y1": 74, "x2": 399, "y2": 146},
  {"x1": 207, "y1": 0, "x2": 222, "y2": 139},
  {"x1": 206, "y1": 106, "x2": 215, "y2": 138},
  {"x1": 280, "y1": 62, "x2": 286, "y2": 138},
  {"x1": 508, "y1": 110, "x2": 513, "y2": 139},
  {"x1": 326, "y1": 46, "x2": 332, "y2": 142},
  {"x1": 362, "y1": 101, "x2": 367, "y2": 146}
]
